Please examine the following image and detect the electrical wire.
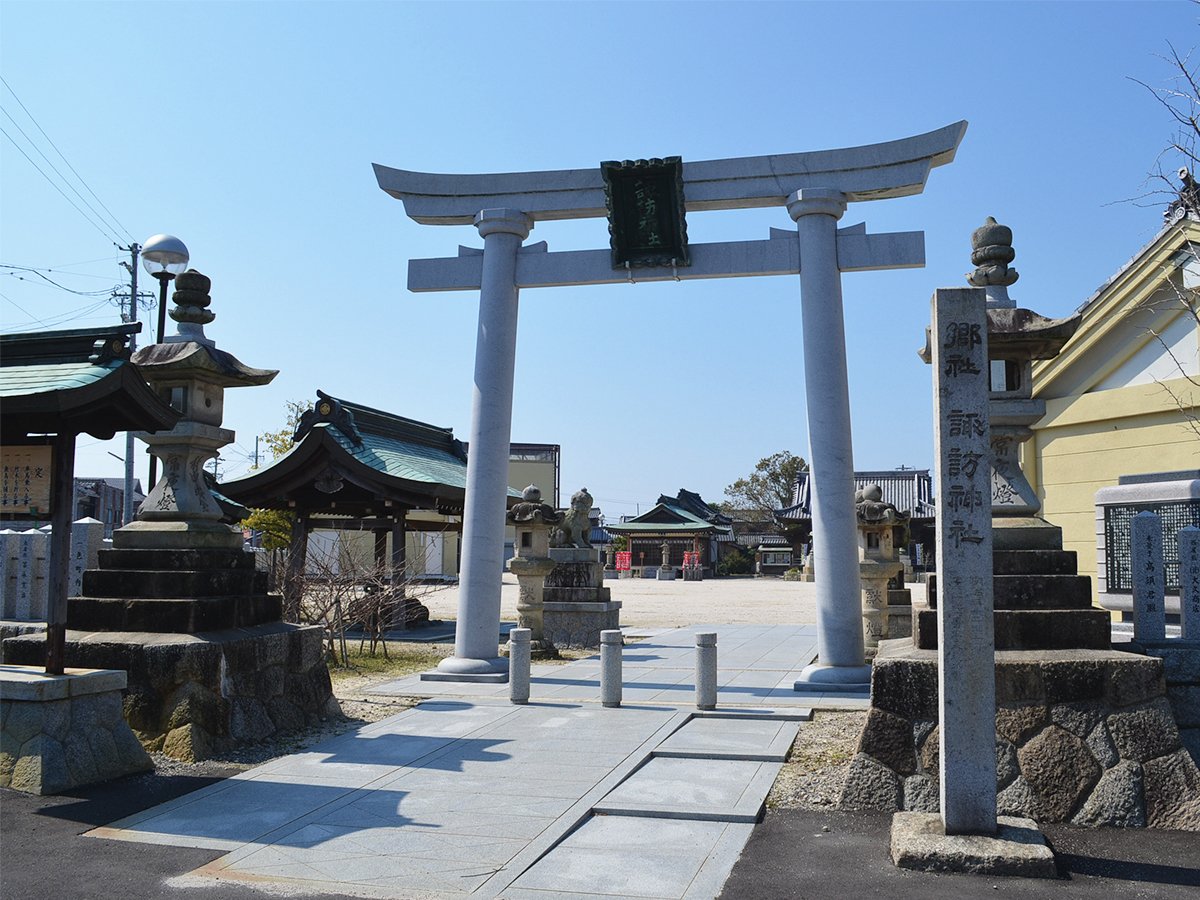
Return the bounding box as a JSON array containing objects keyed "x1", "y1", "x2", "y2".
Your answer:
[
  {"x1": 1, "y1": 127, "x2": 120, "y2": 244},
  {"x1": 0, "y1": 261, "x2": 119, "y2": 281},
  {"x1": 1, "y1": 108, "x2": 127, "y2": 246},
  {"x1": 0, "y1": 76, "x2": 133, "y2": 243},
  {"x1": 2, "y1": 265, "x2": 116, "y2": 296}
]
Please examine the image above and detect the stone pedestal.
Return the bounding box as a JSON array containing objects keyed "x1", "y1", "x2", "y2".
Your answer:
[
  {"x1": 543, "y1": 547, "x2": 620, "y2": 649},
  {"x1": 0, "y1": 665, "x2": 151, "y2": 794},
  {"x1": 842, "y1": 640, "x2": 1200, "y2": 831}
]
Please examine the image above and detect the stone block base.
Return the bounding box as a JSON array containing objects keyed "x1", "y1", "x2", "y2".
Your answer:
[
  {"x1": 1, "y1": 666, "x2": 152, "y2": 794},
  {"x1": 890, "y1": 813, "x2": 1056, "y2": 878},
  {"x1": 544, "y1": 601, "x2": 621, "y2": 650},
  {"x1": 2, "y1": 623, "x2": 339, "y2": 762},
  {"x1": 841, "y1": 641, "x2": 1200, "y2": 830}
]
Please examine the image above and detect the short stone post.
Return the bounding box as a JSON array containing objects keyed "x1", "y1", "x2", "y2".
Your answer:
[
  {"x1": 1131, "y1": 511, "x2": 1166, "y2": 642},
  {"x1": 0, "y1": 530, "x2": 16, "y2": 618},
  {"x1": 15, "y1": 529, "x2": 47, "y2": 621},
  {"x1": 68, "y1": 517, "x2": 105, "y2": 598},
  {"x1": 1181, "y1": 526, "x2": 1199, "y2": 641},
  {"x1": 931, "y1": 286, "x2": 997, "y2": 835},
  {"x1": 509, "y1": 627, "x2": 531, "y2": 705},
  {"x1": 600, "y1": 629, "x2": 622, "y2": 708},
  {"x1": 695, "y1": 632, "x2": 717, "y2": 711}
]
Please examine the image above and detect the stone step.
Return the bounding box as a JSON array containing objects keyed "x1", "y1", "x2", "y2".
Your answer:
[
  {"x1": 97, "y1": 547, "x2": 258, "y2": 571},
  {"x1": 926, "y1": 574, "x2": 1093, "y2": 609},
  {"x1": 67, "y1": 594, "x2": 282, "y2": 633},
  {"x1": 914, "y1": 608, "x2": 1112, "y2": 651},
  {"x1": 83, "y1": 568, "x2": 268, "y2": 599},
  {"x1": 993, "y1": 549, "x2": 1078, "y2": 576}
]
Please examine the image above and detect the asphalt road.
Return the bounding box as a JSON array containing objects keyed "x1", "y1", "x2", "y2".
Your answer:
[{"x1": 5, "y1": 769, "x2": 1200, "y2": 900}]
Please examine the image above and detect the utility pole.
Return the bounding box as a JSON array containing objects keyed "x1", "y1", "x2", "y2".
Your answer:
[{"x1": 117, "y1": 243, "x2": 140, "y2": 526}]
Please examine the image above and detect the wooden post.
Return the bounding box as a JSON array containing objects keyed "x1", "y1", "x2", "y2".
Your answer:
[
  {"x1": 45, "y1": 431, "x2": 76, "y2": 675},
  {"x1": 284, "y1": 509, "x2": 309, "y2": 623}
]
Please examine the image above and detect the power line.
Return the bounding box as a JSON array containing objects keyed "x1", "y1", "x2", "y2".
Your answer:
[
  {"x1": 0, "y1": 262, "x2": 117, "y2": 281},
  {"x1": 1, "y1": 126, "x2": 120, "y2": 244},
  {"x1": 0, "y1": 76, "x2": 133, "y2": 243},
  {"x1": 2, "y1": 264, "x2": 116, "y2": 296},
  {"x1": 1, "y1": 108, "x2": 127, "y2": 245}
]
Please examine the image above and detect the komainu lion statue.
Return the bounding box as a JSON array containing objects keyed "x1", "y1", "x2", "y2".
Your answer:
[{"x1": 552, "y1": 487, "x2": 594, "y2": 549}]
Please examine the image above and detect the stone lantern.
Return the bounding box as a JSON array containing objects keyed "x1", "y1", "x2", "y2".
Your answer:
[
  {"x1": 854, "y1": 484, "x2": 912, "y2": 650},
  {"x1": 506, "y1": 485, "x2": 563, "y2": 658},
  {"x1": 122, "y1": 270, "x2": 277, "y2": 549},
  {"x1": 964, "y1": 218, "x2": 1081, "y2": 531}
]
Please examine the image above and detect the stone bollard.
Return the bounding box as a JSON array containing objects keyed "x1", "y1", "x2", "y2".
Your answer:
[
  {"x1": 600, "y1": 629, "x2": 622, "y2": 708},
  {"x1": 1181, "y1": 526, "x2": 1199, "y2": 641},
  {"x1": 1131, "y1": 511, "x2": 1166, "y2": 642},
  {"x1": 509, "y1": 628, "x2": 531, "y2": 705},
  {"x1": 695, "y1": 632, "x2": 717, "y2": 711}
]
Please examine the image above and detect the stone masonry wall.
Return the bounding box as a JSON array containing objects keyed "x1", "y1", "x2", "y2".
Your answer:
[
  {"x1": 1, "y1": 671, "x2": 152, "y2": 794},
  {"x1": 841, "y1": 644, "x2": 1200, "y2": 830},
  {"x1": 3, "y1": 622, "x2": 338, "y2": 762}
]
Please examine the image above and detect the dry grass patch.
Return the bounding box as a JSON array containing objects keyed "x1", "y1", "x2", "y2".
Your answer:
[{"x1": 767, "y1": 710, "x2": 866, "y2": 810}]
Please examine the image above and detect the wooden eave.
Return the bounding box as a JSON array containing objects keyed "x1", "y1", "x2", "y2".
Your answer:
[{"x1": 1, "y1": 362, "x2": 180, "y2": 441}]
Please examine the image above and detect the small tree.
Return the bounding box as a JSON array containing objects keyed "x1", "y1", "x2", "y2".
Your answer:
[{"x1": 724, "y1": 451, "x2": 809, "y2": 519}]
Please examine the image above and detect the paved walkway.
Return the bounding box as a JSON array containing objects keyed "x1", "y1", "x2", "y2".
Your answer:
[{"x1": 91, "y1": 624, "x2": 856, "y2": 900}]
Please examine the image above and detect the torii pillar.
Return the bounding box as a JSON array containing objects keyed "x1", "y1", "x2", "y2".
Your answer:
[{"x1": 374, "y1": 122, "x2": 967, "y2": 682}]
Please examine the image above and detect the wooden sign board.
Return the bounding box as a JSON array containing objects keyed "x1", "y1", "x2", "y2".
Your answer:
[
  {"x1": 601, "y1": 157, "x2": 690, "y2": 269},
  {"x1": 1, "y1": 446, "x2": 53, "y2": 515}
]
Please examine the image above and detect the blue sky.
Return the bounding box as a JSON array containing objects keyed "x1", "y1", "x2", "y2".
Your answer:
[{"x1": 1, "y1": 1, "x2": 1192, "y2": 518}]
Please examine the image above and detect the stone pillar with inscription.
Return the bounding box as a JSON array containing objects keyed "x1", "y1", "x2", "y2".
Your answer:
[
  {"x1": 931, "y1": 287, "x2": 997, "y2": 836},
  {"x1": 1181, "y1": 526, "x2": 1200, "y2": 640},
  {"x1": 1130, "y1": 511, "x2": 1167, "y2": 642}
]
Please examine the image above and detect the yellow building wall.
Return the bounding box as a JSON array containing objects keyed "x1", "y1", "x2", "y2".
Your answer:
[{"x1": 1024, "y1": 377, "x2": 1199, "y2": 601}]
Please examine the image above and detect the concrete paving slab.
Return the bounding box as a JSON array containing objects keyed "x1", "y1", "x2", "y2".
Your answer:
[
  {"x1": 654, "y1": 716, "x2": 799, "y2": 761},
  {"x1": 593, "y1": 756, "x2": 779, "y2": 822},
  {"x1": 506, "y1": 814, "x2": 755, "y2": 900}
]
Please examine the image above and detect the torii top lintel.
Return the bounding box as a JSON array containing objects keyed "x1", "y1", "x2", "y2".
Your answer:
[{"x1": 373, "y1": 122, "x2": 967, "y2": 226}]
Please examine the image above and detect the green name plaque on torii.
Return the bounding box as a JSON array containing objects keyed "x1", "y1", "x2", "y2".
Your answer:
[{"x1": 601, "y1": 157, "x2": 690, "y2": 269}]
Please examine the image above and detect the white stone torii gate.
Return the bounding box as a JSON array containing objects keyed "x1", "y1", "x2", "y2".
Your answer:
[{"x1": 374, "y1": 121, "x2": 968, "y2": 688}]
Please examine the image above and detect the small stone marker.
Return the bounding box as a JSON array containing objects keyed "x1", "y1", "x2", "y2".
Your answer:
[
  {"x1": 600, "y1": 629, "x2": 622, "y2": 708},
  {"x1": 1179, "y1": 525, "x2": 1199, "y2": 641},
  {"x1": 695, "y1": 632, "x2": 717, "y2": 711},
  {"x1": 931, "y1": 287, "x2": 997, "y2": 835},
  {"x1": 509, "y1": 627, "x2": 531, "y2": 705},
  {"x1": 1130, "y1": 511, "x2": 1166, "y2": 642},
  {"x1": 69, "y1": 518, "x2": 105, "y2": 598}
]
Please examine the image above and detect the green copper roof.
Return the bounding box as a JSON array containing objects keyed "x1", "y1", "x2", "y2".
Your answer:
[
  {"x1": 326, "y1": 423, "x2": 472, "y2": 489},
  {"x1": 0, "y1": 360, "x2": 122, "y2": 396},
  {"x1": 606, "y1": 501, "x2": 731, "y2": 535}
]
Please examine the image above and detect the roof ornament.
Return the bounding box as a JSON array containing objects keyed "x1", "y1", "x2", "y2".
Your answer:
[
  {"x1": 1165, "y1": 166, "x2": 1200, "y2": 225},
  {"x1": 294, "y1": 390, "x2": 363, "y2": 445},
  {"x1": 966, "y1": 217, "x2": 1018, "y2": 309}
]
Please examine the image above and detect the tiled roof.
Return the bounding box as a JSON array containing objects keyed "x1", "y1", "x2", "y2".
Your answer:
[{"x1": 781, "y1": 469, "x2": 935, "y2": 519}]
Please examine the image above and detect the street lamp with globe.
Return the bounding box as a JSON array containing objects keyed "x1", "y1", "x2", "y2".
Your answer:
[
  {"x1": 141, "y1": 234, "x2": 189, "y2": 344},
  {"x1": 139, "y1": 234, "x2": 189, "y2": 492}
]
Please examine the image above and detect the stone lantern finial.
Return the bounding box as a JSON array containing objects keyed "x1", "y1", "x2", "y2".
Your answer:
[
  {"x1": 967, "y1": 217, "x2": 1018, "y2": 309},
  {"x1": 167, "y1": 269, "x2": 216, "y2": 346}
]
